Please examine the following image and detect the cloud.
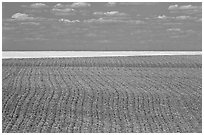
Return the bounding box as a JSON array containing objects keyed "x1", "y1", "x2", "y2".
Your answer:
[
  {"x1": 9, "y1": 12, "x2": 56, "y2": 22},
  {"x1": 156, "y1": 15, "x2": 198, "y2": 21},
  {"x1": 93, "y1": 11, "x2": 127, "y2": 16},
  {"x1": 175, "y1": 15, "x2": 195, "y2": 20},
  {"x1": 119, "y1": 2, "x2": 156, "y2": 6},
  {"x1": 168, "y1": 4, "x2": 201, "y2": 14},
  {"x1": 11, "y1": 13, "x2": 34, "y2": 20},
  {"x1": 196, "y1": 18, "x2": 202, "y2": 22},
  {"x1": 84, "y1": 17, "x2": 144, "y2": 24},
  {"x1": 168, "y1": 4, "x2": 178, "y2": 10},
  {"x1": 54, "y1": 3, "x2": 64, "y2": 8},
  {"x1": 2, "y1": 26, "x2": 16, "y2": 31},
  {"x1": 167, "y1": 28, "x2": 182, "y2": 32},
  {"x1": 157, "y1": 15, "x2": 168, "y2": 19},
  {"x1": 168, "y1": 4, "x2": 201, "y2": 10},
  {"x1": 30, "y1": 3, "x2": 48, "y2": 8},
  {"x1": 52, "y1": 8, "x2": 75, "y2": 16},
  {"x1": 20, "y1": 22, "x2": 40, "y2": 25},
  {"x1": 106, "y1": 2, "x2": 117, "y2": 7},
  {"x1": 179, "y1": 5, "x2": 200, "y2": 10},
  {"x1": 70, "y1": 2, "x2": 91, "y2": 8},
  {"x1": 59, "y1": 18, "x2": 80, "y2": 23}
]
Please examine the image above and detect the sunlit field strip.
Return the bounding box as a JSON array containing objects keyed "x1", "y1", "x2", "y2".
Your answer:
[{"x1": 2, "y1": 51, "x2": 202, "y2": 59}]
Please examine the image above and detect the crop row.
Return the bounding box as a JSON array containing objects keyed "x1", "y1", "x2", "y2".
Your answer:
[
  {"x1": 2, "y1": 55, "x2": 201, "y2": 68},
  {"x1": 2, "y1": 56, "x2": 202, "y2": 133}
]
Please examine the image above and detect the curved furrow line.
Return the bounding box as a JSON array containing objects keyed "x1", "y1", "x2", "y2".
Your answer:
[
  {"x1": 71, "y1": 74, "x2": 89, "y2": 133},
  {"x1": 49, "y1": 69, "x2": 69, "y2": 133},
  {"x1": 89, "y1": 70, "x2": 125, "y2": 133},
  {"x1": 41, "y1": 68, "x2": 62, "y2": 133},
  {"x1": 3, "y1": 67, "x2": 27, "y2": 132},
  {"x1": 78, "y1": 70, "x2": 104, "y2": 133},
  {"x1": 175, "y1": 79, "x2": 201, "y2": 98},
  {"x1": 61, "y1": 69, "x2": 81, "y2": 133},
  {"x1": 60, "y1": 70, "x2": 75, "y2": 133},
  {"x1": 122, "y1": 74, "x2": 169, "y2": 132},
  {"x1": 27, "y1": 68, "x2": 49, "y2": 132},
  {"x1": 156, "y1": 94, "x2": 174, "y2": 132},
  {"x1": 100, "y1": 72, "x2": 144, "y2": 132},
  {"x1": 73, "y1": 77, "x2": 92, "y2": 133},
  {"x1": 56, "y1": 69, "x2": 74, "y2": 132},
  {"x1": 63, "y1": 74, "x2": 81, "y2": 133},
  {"x1": 172, "y1": 96, "x2": 201, "y2": 132},
  {"x1": 2, "y1": 67, "x2": 23, "y2": 81},
  {"x1": 80, "y1": 70, "x2": 114, "y2": 133},
  {"x1": 164, "y1": 94, "x2": 196, "y2": 132},
  {"x1": 39, "y1": 68, "x2": 55, "y2": 133},
  {"x1": 28, "y1": 68, "x2": 49, "y2": 132},
  {"x1": 20, "y1": 67, "x2": 40, "y2": 132},
  {"x1": 167, "y1": 81, "x2": 201, "y2": 112},
  {"x1": 22, "y1": 68, "x2": 47, "y2": 133},
  {"x1": 5, "y1": 75, "x2": 29, "y2": 133},
  {"x1": 168, "y1": 96, "x2": 192, "y2": 132},
  {"x1": 127, "y1": 76, "x2": 180, "y2": 132},
  {"x1": 179, "y1": 78, "x2": 202, "y2": 96},
  {"x1": 2, "y1": 75, "x2": 17, "y2": 109},
  {"x1": 158, "y1": 95, "x2": 186, "y2": 132},
  {"x1": 8, "y1": 68, "x2": 34, "y2": 133},
  {"x1": 142, "y1": 92, "x2": 156, "y2": 132},
  {"x1": 2, "y1": 66, "x2": 12, "y2": 80},
  {"x1": 68, "y1": 74, "x2": 83, "y2": 133},
  {"x1": 146, "y1": 92, "x2": 162, "y2": 132},
  {"x1": 2, "y1": 68, "x2": 26, "y2": 112},
  {"x1": 156, "y1": 77, "x2": 199, "y2": 100},
  {"x1": 137, "y1": 84, "x2": 165, "y2": 132},
  {"x1": 103, "y1": 74, "x2": 135, "y2": 132},
  {"x1": 48, "y1": 68, "x2": 67, "y2": 133},
  {"x1": 79, "y1": 72, "x2": 114, "y2": 133},
  {"x1": 14, "y1": 68, "x2": 34, "y2": 132},
  {"x1": 87, "y1": 69, "x2": 121, "y2": 133},
  {"x1": 75, "y1": 71, "x2": 101, "y2": 133},
  {"x1": 151, "y1": 93, "x2": 170, "y2": 132},
  {"x1": 179, "y1": 97, "x2": 202, "y2": 132}
]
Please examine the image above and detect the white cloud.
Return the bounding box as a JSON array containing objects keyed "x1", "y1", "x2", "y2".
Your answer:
[
  {"x1": 157, "y1": 15, "x2": 167, "y2": 19},
  {"x1": 93, "y1": 12, "x2": 104, "y2": 15},
  {"x1": 52, "y1": 8, "x2": 75, "y2": 16},
  {"x1": 52, "y1": 8, "x2": 74, "y2": 12},
  {"x1": 54, "y1": 3, "x2": 64, "y2": 8},
  {"x1": 20, "y1": 22, "x2": 40, "y2": 25},
  {"x1": 168, "y1": 4, "x2": 200, "y2": 10},
  {"x1": 119, "y1": 2, "x2": 156, "y2": 6},
  {"x1": 175, "y1": 16, "x2": 191, "y2": 20},
  {"x1": 84, "y1": 17, "x2": 144, "y2": 24},
  {"x1": 105, "y1": 11, "x2": 126, "y2": 16},
  {"x1": 30, "y1": 3, "x2": 48, "y2": 8},
  {"x1": 106, "y1": 2, "x2": 117, "y2": 7},
  {"x1": 11, "y1": 13, "x2": 34, "y2": 20},
  {"x1": 93, "y1": 11, "x2": 127, "y2": 16},
  {"x1": 168, "y1": 4, "x2": 178, "y2": 10},
  {"x1": 196, "y1": 18, "x2": 202, "y2": 22},
  {"x1": 59, "y1": 18, "x2": 80, "y2": 23},
  {"x1": 167, "y1": 28, "x2": 182, "y2": 32},
  {"x1": 179, "y1": 5, "x2": 199, "y2": 10},
  {"x1": 168, "y1": 4, "x2": 201, "y2": 14},
  {"x1": 70, "y1": 2, "x2": 91, "y2": 8}
]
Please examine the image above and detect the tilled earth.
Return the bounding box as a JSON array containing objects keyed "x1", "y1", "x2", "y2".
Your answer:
[{"x1": 2, "y1": 55, "x2": 202, "y2": 133}]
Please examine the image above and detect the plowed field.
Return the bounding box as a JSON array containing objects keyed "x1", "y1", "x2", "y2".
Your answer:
[{"x1": 2, "y1": 55, "x2": 202, "y2": 133}]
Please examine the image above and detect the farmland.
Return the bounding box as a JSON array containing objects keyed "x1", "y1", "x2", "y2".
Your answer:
[{"x1": 2, "y1": 55, "x2": 202, "y2": 133}]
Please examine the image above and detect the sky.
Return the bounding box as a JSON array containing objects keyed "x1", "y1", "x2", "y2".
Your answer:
[{"x1": 2, "y1": 2, "x2": 202, "y2": 51}]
